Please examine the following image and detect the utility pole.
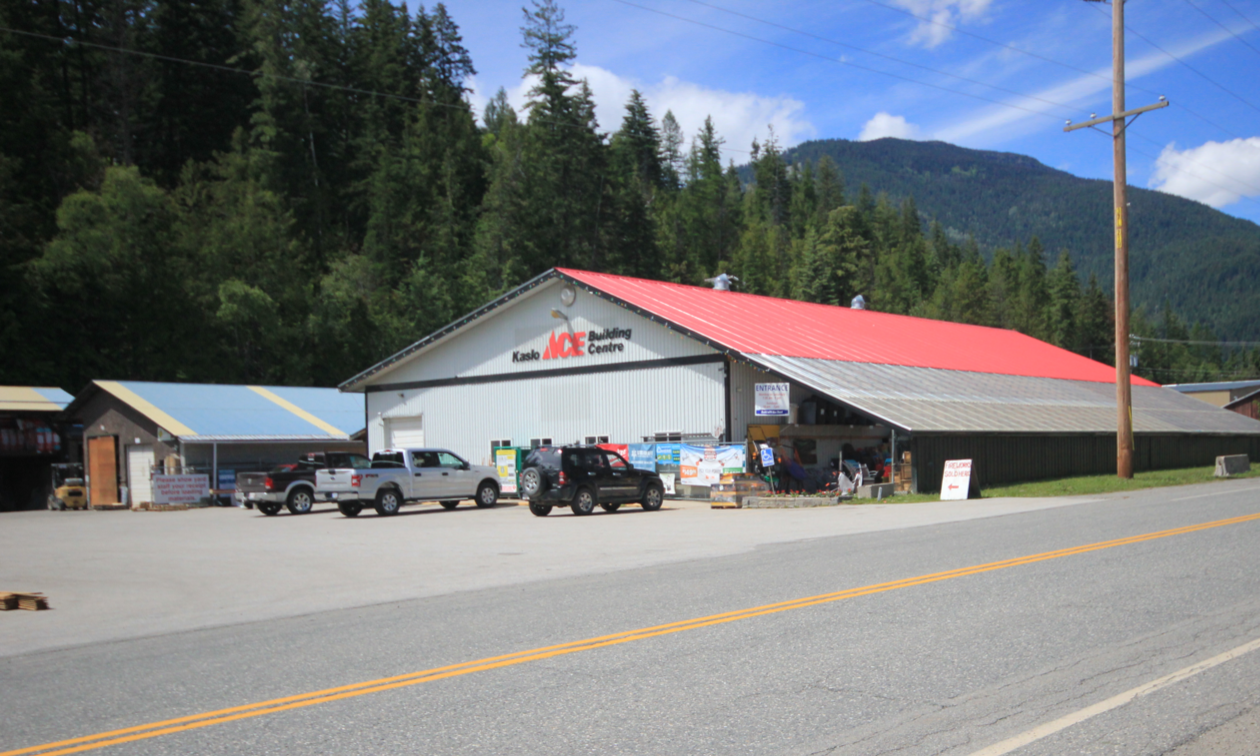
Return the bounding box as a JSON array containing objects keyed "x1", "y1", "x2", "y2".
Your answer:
[{"x1": 1066, "y1": 0, "x2": 1166, "y2": 479}]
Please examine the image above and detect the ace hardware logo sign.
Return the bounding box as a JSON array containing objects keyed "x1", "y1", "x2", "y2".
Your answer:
[{"x1": 512, "y1": 327, "x2": 633, "y2": 363}]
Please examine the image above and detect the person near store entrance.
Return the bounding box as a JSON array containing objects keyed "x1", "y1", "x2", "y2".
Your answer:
[{"x1": 771, "y1": 437, "x2": 809, "y2": 493}]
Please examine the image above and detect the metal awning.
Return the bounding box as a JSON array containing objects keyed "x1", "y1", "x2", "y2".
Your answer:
[{"x1": 746, "y1": 356, "x2": 1260, "y2": 435}]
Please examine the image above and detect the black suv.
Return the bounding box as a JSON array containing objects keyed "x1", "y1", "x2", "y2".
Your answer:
[{"x1": 519, "y1": 446, "x2": 666, "y2": 517}]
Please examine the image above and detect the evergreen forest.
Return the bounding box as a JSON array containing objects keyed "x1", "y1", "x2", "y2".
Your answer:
[{"x1": 2, "y1": 0, "x2": 1257, "y2": 392}]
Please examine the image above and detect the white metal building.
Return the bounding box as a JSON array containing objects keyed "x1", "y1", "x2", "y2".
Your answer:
[{"x1": 340, "y1": 268, "x2": 1260, "y2": 491}]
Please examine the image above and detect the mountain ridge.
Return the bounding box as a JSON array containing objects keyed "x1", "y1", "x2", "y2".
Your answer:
[{"x1": 774, "y1": 137, "x2": 1260, "y2": 341}]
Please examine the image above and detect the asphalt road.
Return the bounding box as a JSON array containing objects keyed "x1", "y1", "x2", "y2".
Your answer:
[{"x1": 3, "y1": 479, "x2": 1260, "y2": 756}]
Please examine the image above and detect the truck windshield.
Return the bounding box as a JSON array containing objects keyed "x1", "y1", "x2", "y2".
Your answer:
[{"x1": 371, "y1": 452, "x2": 406, "y2": 468}]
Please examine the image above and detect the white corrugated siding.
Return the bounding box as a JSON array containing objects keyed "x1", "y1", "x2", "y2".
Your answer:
[
  {"x1": 729, "y1": 360, "x2": 789, "y2": 440},
  {"x1": 366, "y1": 278, "x2": 715, "y2": 387},
  {"x1": 367, "y1": 362, "x2": 726, "y2": 464}
]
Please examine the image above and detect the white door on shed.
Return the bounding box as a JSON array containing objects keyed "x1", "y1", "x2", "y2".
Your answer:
[
  {"x1": 386, "y1": 416, "x2": 425, "y2": 449},
  {"x1": 127, "y1": 445, "x2": 155, "y2": 504}
]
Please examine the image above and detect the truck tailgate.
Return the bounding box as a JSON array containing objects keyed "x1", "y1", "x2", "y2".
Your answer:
[
  {"x1": 236, "y1": 472, "x2": 269, "y2": 493},
  {"x1": 316, "y1": 468, "x2": 359, "y2": 494}
]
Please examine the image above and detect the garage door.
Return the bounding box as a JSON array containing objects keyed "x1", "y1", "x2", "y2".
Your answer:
[
  {"x1": 127, "y1": 445, "x2": 154, "y2": 505},
  {"x1": 387, "y1": 416, "x2": 424, "y2": 449}
]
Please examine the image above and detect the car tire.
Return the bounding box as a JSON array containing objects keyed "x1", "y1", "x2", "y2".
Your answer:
[
  {"x1": 440, "y1": 501, "x2": 460, "y2": 510},
  {"x1": 529, "y1": 502, "x2": 553, "y2": 517},
  {"x1": 641, "y1": 483, "x2": 664, "y2": 511},
  {"x1": 475, "y1": 481, "x2": 498, "y2": 508},
  {"x1": 570, "y1": 487, "x2": 596, "y2": 516},
  {"x1": 520, "y1": 467, "x2": 546, "y2": 498},
  {"x1": 374, "y1": 488, "x2": 402, "y2": 516},
  {"x1": 599, "y1": 502, "x2": 621, "y2": 512},
  {"x1": 286, "y1": 487, "x2": 314, "y2": 515},
  {"x1": 258, "y1": 502, "x2": 282, "y2": 516},
  {"x1": 338, "y1": 501, "x2": 363, "y2": 517}
]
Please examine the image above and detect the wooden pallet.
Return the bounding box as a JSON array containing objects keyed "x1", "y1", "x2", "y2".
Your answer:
[{"x1": 0, "y1": 592, "x2": 49, "y2": 611}]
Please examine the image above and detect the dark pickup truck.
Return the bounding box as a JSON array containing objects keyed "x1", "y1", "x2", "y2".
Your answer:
[{"x1": 236, "y1": 451, "x2": 371, "y2": 516}]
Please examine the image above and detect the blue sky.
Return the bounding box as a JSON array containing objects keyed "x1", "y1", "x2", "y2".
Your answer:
[{"x1": 440, "y1": 0, "x2": 1260, "y2": 225}]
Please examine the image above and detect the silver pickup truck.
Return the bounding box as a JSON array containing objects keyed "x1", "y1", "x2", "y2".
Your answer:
[{"x1": 315, "y1": 448, "x2": 500, "y2": 517}]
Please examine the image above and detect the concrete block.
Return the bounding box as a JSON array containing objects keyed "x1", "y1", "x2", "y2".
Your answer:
[
  {"x1": 857, "y1": 483, "x2": 894, "y2": 499},
  {"x1": 1215, "y1": 455, "x2": 1250, "y2": 477}
]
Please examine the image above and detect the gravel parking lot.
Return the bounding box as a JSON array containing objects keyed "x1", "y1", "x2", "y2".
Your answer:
[{"x1": 1, "y1": 494, "x2": 1101, "y2": 658}]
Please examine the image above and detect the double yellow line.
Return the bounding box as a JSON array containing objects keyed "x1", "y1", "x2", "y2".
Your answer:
[{"x1": 8, "y1": 511, "x2": 1260, "y2": 756}]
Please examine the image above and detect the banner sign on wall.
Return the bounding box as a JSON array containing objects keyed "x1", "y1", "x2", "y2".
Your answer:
[
  {"x1": 655, "y1": 443, "x2": 680, "y2": 467},
  {"x1": 495, "y1": 448, "x2": 518, "y2": 495},
  {"x1": 679, "y1": 445, "x2": 747, "y2": 486},
  {"x1": 755, "y1": 383, "x2": 791, "y2": 417},
  {"x1": 627, "y1": 444, "x2": 656, "y2": 471},
  {"x1": 152, "y1": 474, "x2": 209, "y2": 505}
]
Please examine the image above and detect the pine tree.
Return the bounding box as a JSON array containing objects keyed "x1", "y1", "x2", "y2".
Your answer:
[{"x1": 1046, "y1": 249, "x2": 1081, "y2": 349}]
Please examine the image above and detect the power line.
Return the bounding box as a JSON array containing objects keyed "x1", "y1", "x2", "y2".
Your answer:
[
  {"x1": 1217, "y1": 0, "x2": 1260, "y2": 32},
  {"x1": 678, "y1": 0, "x2": 1079, "y2": 118},
  {"x1": 1086, "y1": 3, "x2": 1260, "y2": 114},
  {"x1": 610, "y1": 2, "x2": 1260, "y2": 207},
  {"x1": 1132, "y1": 334, "x2": 1260, "y2": 347},
  {"x1": 605, "y1": 0, "x2": 1072, "y2": 122},
  {"x1": 1179, "y1": 0, "x2": 1260, "y2": 57},
  {"x1": 856, "y1": 0, "x2": 1245, "y2": 142}
]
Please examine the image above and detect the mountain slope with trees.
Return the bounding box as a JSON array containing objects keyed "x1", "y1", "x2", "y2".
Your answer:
[
  {"x1": 781, "y1": 138, "x2": 1260, "y2": 343},
  {"x1": 2, "y1": 0, "x2": 1256, "y2": 393}
]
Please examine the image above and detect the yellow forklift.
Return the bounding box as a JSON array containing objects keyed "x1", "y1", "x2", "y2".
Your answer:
[{"x1": 47, "y1": 463, "x2": 88, "y2": 510}]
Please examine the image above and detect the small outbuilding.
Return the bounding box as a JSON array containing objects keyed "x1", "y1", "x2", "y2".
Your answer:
[
  {"x1": 0, "y1": 386, "x2": 77, "y2": 510},
  {"x1": 338, "y1": 269, "x2": 1260, "y2": 493},
  {"x1": 1166, "y1": 379, "x2": 1260, "y2": 408},
  {"x1": 66, "y1": 381, "x2": 364, "y2": 506}
]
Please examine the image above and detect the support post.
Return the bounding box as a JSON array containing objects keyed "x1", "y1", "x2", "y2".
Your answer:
[
  {"x1": 1112, "y1": 0, "x2": 1134, "y2": 478},
  {"x1": 1066, "y1": 0, "x2": 1167, "y2": 479}
]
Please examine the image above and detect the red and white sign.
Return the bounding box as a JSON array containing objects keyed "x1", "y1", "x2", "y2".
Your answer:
[
  {"x1": 940, "y1": 459, "x2": 972, "y2": 501},
  {"x1": 153, "y1": 474, "x2": 210, "y2": 505}
]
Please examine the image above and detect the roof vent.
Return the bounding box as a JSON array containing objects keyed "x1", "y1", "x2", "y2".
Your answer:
[
  {"x1": 706, "y1": 273, "x2": 739, "y2": 291},
  {"x1": 851, "y1": 294, "x2": 866, "y2": 310}
]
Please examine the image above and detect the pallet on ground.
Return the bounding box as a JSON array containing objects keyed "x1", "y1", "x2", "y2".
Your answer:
[{"x1": 0, "y1": 592, "x2": 49, "y2": 610}]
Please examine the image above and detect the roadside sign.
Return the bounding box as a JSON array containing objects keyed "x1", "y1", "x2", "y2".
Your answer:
[
  {"x1": 153, "y1": 474, "x2": 209, "y2": 505},
  {"x1": 755, "y1": 383, "x2": 790, "y2": 417},
  {"x1": 495, "y1": 448, "x2": 518, "y2": 494},
  {"x1": 940, "y1": 459, "x2": 974, "y2": 501},
  {"x1": 759, "y1": 445, "x2": 775, "y2": 467}
]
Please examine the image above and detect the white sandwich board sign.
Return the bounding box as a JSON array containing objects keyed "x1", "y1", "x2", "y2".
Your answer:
[{"x1": 940, "y1": 459, "x2": 974, "y2": 501}]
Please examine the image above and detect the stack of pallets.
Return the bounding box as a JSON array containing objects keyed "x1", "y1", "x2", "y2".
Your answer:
[
  {"x1": 0, "y1": 592, "x2": 50, "y2": 611},
  {"x1": 710, "y1": 474, "x2": 771, "y2": 508}
]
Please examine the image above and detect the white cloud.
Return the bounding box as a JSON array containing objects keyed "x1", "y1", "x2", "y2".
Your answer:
[
  {"x1": 931, "y1": 27, "x2": 1234, "y2": 144},
  {"x1": 889, "y1": 0, "x2": 994, "y2": 48},
  {"x1": 859, "y1": 112, "x2": 920, "y2": 141},
  {"x1": 1149, "y1": 138, "x2": 1260, "y2": 208},
  {"x1": 468, "y1": 64, "x2": 814, "y2": 161}
]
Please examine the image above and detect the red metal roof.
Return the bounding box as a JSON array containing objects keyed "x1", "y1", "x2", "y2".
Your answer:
[{"x1": 559, "y1": 268, "x2": 1158, "y2": 386}]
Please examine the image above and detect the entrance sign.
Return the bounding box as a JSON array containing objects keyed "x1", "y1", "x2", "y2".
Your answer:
[
  {"x1": 495, "y1": 448, "x2": 518, "y2": 494},
  {"x1": 152, "y1": 474, "x2": 209, "y2": 505},
  {"x1": 755, "y1": 383, "x2": 790, "y2": 417},
  {"x1": 940, "y1": 459, "x2": 973, "y2": 501}
]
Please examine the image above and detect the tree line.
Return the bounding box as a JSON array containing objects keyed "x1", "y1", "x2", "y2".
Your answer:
[{"x1": 2, "y1": 0, "x2": 1255, "y2": 392}]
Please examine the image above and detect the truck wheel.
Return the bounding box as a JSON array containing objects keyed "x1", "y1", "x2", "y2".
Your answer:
[
  {"x1": 529, "y1": 502, "x2": 553, "y2": 517},
  {"x1": 641, "y1": 483, "x2": 664, "y2": 511},
  {"x1": 258, "y1": 502, "x2": 282, "y2": 516},
  {"x1": 374, "y1": 488, "x2": 401, "y2": 516},
  {"x1": 440, "y1": 501, "x2": 460, "y2": 510},
  {"x1": 286, "y1": 488, "x2": 314, "y2": 514},
  {"x1": 570, "y1": 487, "x2": 596, "y2": 516},
  {"x1": 338, "y1": 501, "x2": 363, "y2": 517},
  {"x1": 599, "y1": 502, "x2": 621, "y2": 512},
  {"x1": 520, "y1": 467, "x2": 545, "y2": 498},
  {"x1": 475, "y1": 481, "x2": 498, "y2": 508}
]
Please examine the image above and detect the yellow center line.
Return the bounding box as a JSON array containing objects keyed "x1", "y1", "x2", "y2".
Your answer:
[{"x1": 7, "y1": 511, "x2": 1260, "y2": 756}]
